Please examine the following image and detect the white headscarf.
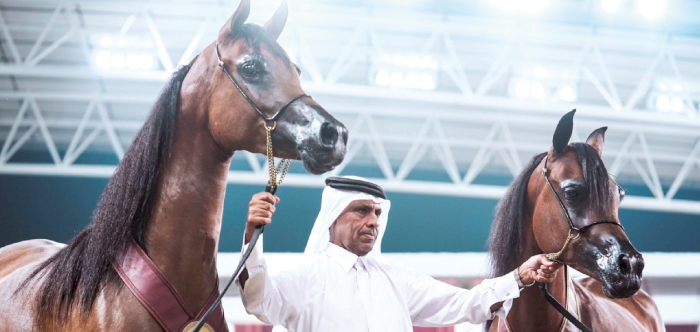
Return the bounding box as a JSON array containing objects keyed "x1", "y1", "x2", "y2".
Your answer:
[{"x1": 303, "y1": 176, "x2": 391, "y2": 260}]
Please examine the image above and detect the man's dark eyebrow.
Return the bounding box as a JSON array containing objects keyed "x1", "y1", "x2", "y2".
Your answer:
[{"x1": 294, "y1": 64, "x2": 302, "y2": 75}]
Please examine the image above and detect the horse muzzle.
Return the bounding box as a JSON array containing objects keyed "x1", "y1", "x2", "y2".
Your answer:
[{"x1": 596, "y1": 245, "x2": 645, "y2": 299}]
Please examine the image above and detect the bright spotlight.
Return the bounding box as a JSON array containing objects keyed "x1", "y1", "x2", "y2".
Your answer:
[
  {"x1": 514, "y1": 80, "x2": 531, "y2": 98},
  {"x1": 493, "y1": 0, "x2": 550, "y2": 13},
  {"x1": 670, "y1": 97, "x2": 684, "y2": 112},
  {"x1": 530, "y1": 82, "x2": 545, "y2": 100},
  {"x1": 601, "y1": 0, "x2": 622, "y2": 13},
  {"x1": 527, "y1": 0, "x2": 551, "y2": 13},
  {"x1": 390, "y1": 72, "x2": 405, "y2": 88},
  {"x1": 638, "y1": 0, "x2": 665, "y2": 19},
  {"x1": 655, "y1": 95, "x2": 670, "y2": 112},
  {"x1": 418, "y1": 74, "x2": 436, "y2": 90},
  {"x1": 558, "y1": 85, "x2": 577, "y2": 102},
  {"x1": 375, "y1": 70, "x2": 391, "y2": 86},
  {"x1": 110, "y1": 53, "x2": 125, "y2": 69},
  {"x1": 95, "y1": 51, "x2": 112, "y2": 70},
  {"x1": 138, "y1": 54, "x2": 154, "y2": 69},
  {"x1": 125, "y1": 54, "x2": 141, "y2": 69},
  {"x1": 404, "y1": 72, "x2": 419, "y2": 88},
  {"x1": 420, "y1": 56, "x2": 437, "y2": 69},
  {"x1": 99, "y1": 37, "x2": 113, "y2": 48}
]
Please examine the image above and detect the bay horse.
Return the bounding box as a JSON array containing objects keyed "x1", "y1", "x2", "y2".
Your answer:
[
  {"x1": 0, "y1": 0, "x2": 347, "y2": 331},
  {"x1": 486, "y1": 110, "x2": 664, "y2": 331}
]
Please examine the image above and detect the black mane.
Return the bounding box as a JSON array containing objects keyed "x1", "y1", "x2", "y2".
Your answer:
[
  {"x1": 487, "y1": 143, "x2": 612, "y2": 278},
  {"x1": 23, "y1": 62, "x2": 192, "y2": 329},
  {"x1": 486, "y1": 152, "x2": 546, "y2": 278}
]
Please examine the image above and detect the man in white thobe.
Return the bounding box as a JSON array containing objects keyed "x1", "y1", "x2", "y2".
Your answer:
[{"x1": 235, "y1": 176, "x2": 560, "y2": 332}]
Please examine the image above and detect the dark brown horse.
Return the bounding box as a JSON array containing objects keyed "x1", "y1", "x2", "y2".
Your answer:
[
  {"x1": 486, "y1": 110, "x2": 664, "y2": 332},
  {"x1": 0, "y1": 1, "x2": 347, "y2": 331}
]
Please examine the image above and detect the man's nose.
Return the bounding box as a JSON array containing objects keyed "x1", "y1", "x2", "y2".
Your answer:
[{"x1": 367, "y1": 214, "x2": 380, "y2": 228}]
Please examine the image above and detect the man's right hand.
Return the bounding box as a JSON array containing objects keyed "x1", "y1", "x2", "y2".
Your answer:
[{"x1": 245, "y1": 192, "x2": 280, "y2": 244}]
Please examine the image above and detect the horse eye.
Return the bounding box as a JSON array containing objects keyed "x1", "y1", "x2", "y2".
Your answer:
[
  {"x1": 238, "y1": 60, "x2": 264, "y2": 79},
  {"x1": 618, "y1": 186, "x2": 626, "y2": 201},
  {"x1": 564, "y1": 188, "x2": 578, "y2": 200}
]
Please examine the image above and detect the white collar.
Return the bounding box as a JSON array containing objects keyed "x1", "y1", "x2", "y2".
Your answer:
[{"x1": 324, "y1": 242, "x2": 361, "y2": 273}]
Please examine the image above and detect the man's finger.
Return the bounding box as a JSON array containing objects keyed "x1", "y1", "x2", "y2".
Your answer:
[{"x1": 252, "y1": 192, "x2": 279, "y2": 204}]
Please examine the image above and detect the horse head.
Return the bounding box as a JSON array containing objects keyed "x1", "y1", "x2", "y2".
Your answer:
[
  {"x1": 204, "y1": 0, "x2": 347, "y2": 174},
  {"x1": 528, "y1": 110, "x2": 644, "y2": 299}
]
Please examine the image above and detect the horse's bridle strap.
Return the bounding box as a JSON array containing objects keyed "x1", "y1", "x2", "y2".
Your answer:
[
  {"x1": 541, "y1": 155, "x2": 623, "y2": 261},
  {"x1": 215, "y1": 40, "x2": 309, "y2": 123}
]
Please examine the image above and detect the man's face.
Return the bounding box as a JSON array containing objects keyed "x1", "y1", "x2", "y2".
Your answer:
[{"x1": 329, "y1": 199, "x2": 382, "y2": 257}]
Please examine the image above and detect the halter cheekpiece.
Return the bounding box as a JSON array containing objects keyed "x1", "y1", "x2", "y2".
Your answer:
[{"x1": 541, "y1": 154, "x2": 624, "y2": 262}]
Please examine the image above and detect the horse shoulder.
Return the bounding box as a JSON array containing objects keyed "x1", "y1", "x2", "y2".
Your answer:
[
  {"x1": 573, "y1": 276, "x2": 665, "y2": 332},
  {"x1": 0, "y1": 239, "x2": 64, "y2": 331}
]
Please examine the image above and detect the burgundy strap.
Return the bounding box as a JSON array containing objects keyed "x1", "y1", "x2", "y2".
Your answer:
[{"x1": 114, "y1": 241, "x2": 226, "y2": 332}]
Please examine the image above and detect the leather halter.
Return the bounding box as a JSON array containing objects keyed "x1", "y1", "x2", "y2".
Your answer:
[
  {"x1": 541, "y1": 154, "x2": 623, "y2": 262},
  {"x1": 539, "y1": 154, "x2": 625, "y2": 332},
  {"x1": 214, "y1": 40, "x2": 309, "y2": 124}
]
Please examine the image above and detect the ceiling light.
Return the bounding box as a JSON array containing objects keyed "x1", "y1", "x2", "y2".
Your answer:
[
  {"x1": 375, "y1": 70, "x2": 390, "y2": 86},
  {"x1": 95, "y1": 51, "x2": 112, "y2": 70},
  {"x1": 418, "y1": 74, "x2": 436, "y2": 90},
  {"x1": 404, "y1": 72, "x2": 419, "y2": 88},
  {"x1": 530, "y1": 82, "x2": 545, "y2": 99},
  {"x1": 390, "y1": 72, "x2": 405, "y2": 88},
  {"x1": 601, "y1": 0, "x2": 622, "y2": 13},
  {"x1": 558, "y1": 85, "x2": 577, "y2": 102},
  {"x1": 638, "y1": 0, "x2": 665, "y2": 19},
  {"x1": 670, "y1": 97, "x2": 684, "y2": 113},
  {"x1": 514, "y1": 80, "x2": 531, "y2": 98},
  {"x1": 655, "y1": 95, "x2": 670, "y2": 112}
]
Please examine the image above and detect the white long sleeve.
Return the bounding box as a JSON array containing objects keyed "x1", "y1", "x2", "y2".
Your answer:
[{"x1": 235, "y1": 239, "x2": 521, "y2": 332}]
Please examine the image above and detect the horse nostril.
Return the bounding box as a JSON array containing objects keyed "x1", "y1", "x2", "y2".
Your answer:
[
  {"x1": 320, "y1": 122, "x2": 339, "y2": 147},
  {"x1": 618, "y1": 253, "x2": 631, "y2": 275}
]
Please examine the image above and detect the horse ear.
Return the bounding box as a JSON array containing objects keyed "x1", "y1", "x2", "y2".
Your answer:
[
  {"x1": 263, "y1": 0, "x2": 288, "y2": 40},
  {"x1": 222, "y1": 0, "x2": 250, "y2": 36},
  {"x1": 552, "y1": 109, "x2": 576, "y2": 154},
  {"x1": 586, "y1": 126, "x2": 607, "y2": 157}
]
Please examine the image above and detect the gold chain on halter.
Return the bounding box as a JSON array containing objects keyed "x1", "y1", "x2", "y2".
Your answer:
[
  {"x1": 545, "y1": 230, "x2": 579, "y2": 263},
  {"x1": 264, "y1": 121, "x2": 291, "y2": 191}
]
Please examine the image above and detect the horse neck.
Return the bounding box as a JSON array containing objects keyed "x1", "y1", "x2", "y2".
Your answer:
[
  {"x1": 506, "y1": 214, "x2": 569, "y2": 331},
  {"x1": 144, "y1": 51, "x2": 235, "y2": 313}
]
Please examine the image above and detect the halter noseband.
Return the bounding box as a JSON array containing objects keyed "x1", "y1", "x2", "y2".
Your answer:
[{"x1": 541, "y1": 154, "x2": 624, "y2": 263}]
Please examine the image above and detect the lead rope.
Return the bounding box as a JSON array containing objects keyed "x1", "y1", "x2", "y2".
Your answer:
[
  {"x1": 191, "y1": 121, "x2": 290, "y2": 332},
  {"x1": 545, "y1": 231, "x2": 579, "y2": 263}
]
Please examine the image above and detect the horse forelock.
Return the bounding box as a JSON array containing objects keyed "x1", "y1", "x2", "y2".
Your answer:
[
  {"x1": 487, "y1": 152, "x2": 547, "y2": 278},
  {"x1": 229, "y1": 23, "x2": 290, "y2": 63},
  {"x1": 23, "y1": 62, "x2": 194, "y2": 329},
  {"x1": 571, "y1": 142, "x2": 614, "y2": 216}
]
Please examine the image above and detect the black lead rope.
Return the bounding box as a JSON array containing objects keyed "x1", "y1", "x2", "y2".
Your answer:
[
  {"x1": 539, "y1": 282, "x2": 592, "y2": 332},
  {"x1": 191, "y1": 186, "x2": 275, "y2": 332}
]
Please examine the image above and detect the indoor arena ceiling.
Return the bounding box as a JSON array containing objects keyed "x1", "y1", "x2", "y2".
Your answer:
[{"x1": 1, "y1": 0, "x2": 700, "y2": 214}]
